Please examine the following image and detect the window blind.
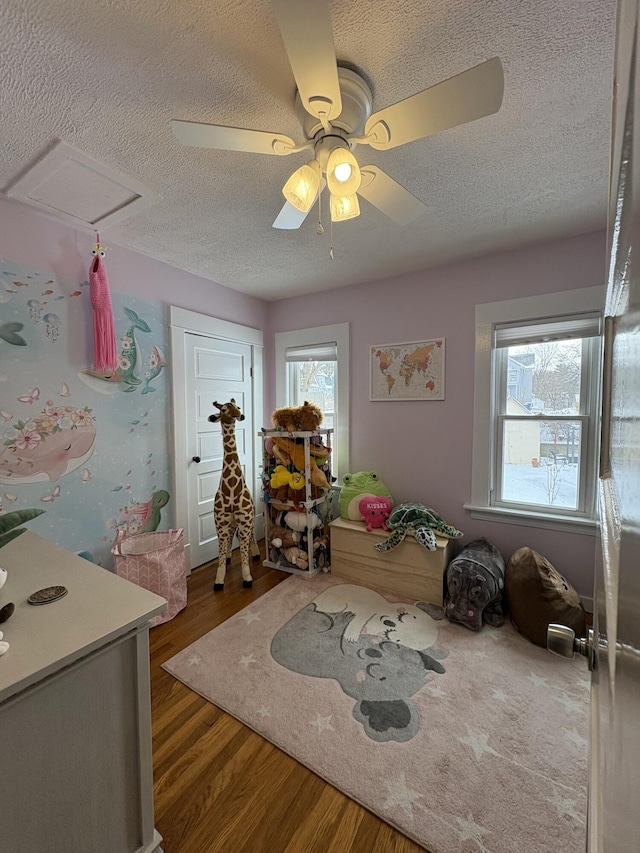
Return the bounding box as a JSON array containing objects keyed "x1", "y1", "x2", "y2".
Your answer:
[
  {"x1": 494, "y1": 311, "x2": 602, "y2": 348},
  {"x1": 285, "y1": 342, "x2": 337, "y2": 362}
]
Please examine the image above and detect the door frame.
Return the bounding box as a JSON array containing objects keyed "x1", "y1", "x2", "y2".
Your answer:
[{"x1": 169, "y1": 306, "x2": 264, "y2": 573}]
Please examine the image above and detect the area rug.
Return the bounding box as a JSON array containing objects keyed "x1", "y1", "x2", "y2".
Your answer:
[{"x1": 163, "y1": 574, "x2": 589, "y2": 853}]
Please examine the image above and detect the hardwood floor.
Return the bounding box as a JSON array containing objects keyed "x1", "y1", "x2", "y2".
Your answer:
[{"x1": 150, "y1": 544, "x2": 426, "y2": 853}]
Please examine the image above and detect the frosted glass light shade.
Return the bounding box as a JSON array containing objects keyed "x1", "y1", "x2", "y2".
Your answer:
[
  {"x1": 326, "y1": 148, "x2": 361, "y2": 196},
  {"x1": 330, "y1": 193, "x2": 360, "y2": 222},
  {"x1": 282, "y1": 160, "x2": 321, "y2": 212}
]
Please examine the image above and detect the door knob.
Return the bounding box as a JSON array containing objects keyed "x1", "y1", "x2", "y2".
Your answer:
[
  {"x1": 547, "y1": 623, "x2": 595, "y2": 669},
  {"x1": 192, "y1": 456, "x2": 201, "y2": 463}
]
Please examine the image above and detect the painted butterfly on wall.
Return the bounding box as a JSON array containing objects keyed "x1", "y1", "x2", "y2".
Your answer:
[
  {"x1": 41, "y1": 486, "x2": 61, "y2": 502},
  {"x1": 18, "y1": 387, "x2": 40, "y2": 404}
]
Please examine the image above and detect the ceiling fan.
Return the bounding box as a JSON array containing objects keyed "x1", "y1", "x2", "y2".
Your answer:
[{"x1": 171, "y1": 0, "x2": 504, "y2": 230}]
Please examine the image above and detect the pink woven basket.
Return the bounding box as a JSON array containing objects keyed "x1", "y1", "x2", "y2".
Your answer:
[{"x1": 112, "y1": 529, "x2": 186, "y2": 626}]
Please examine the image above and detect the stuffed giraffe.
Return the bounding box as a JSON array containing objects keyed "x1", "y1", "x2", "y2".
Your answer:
[{"x1": 208, "y1": 399, "x2": 260, "y2": 591}]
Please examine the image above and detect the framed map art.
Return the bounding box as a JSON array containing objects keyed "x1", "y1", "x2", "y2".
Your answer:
[{"x1": 370, "y1": 338, "x2": 445, "y2": 401}]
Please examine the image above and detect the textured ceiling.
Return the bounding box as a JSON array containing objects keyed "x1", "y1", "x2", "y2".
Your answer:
[{"x1": 0, "y1": 0, "x2": 615, "y2": 300}]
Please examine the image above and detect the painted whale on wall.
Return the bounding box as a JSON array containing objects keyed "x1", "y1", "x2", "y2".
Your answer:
[{"x1": 0, "y1": 405, "x2": 96, "y2": 484}]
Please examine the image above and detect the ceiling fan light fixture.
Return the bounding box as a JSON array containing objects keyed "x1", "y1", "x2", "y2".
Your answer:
[
  {"x1": 282, "y1": 159, "x2": 321, "y2": 212},
  {"x1": 326, "y1": 147, "x2": 361, "y2": 196},
  {"x1": 330, "y1": 192, "x2": 360, "y2": 222}
]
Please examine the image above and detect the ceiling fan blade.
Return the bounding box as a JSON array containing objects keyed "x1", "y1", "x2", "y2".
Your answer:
[
  {"x1": 271, "y1": 0, "x2": 342, "y2": 121},
  {"x1": 364, "y1": 57, "x2": 504, "y2": 151},
  {"x1": 273, "y1": 202, "x2": 312, "y2": 230},
  {"x1": 171, "y1": 120, "x2": 297, "y2": 155},
  {"x1": 273, "y1": 178, "x2": 326, "y2": 229},
  {"x1": 358, "y1": 166, "x2": 428, "y2": 225}
]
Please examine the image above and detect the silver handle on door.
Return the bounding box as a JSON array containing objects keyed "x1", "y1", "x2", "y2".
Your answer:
[{"x1": 547, "y1": 624, "x2": 595, "y2": 669}]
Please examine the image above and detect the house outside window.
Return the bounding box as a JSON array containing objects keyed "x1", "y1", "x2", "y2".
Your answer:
[{"x1": 467, "y1": 287, "x2": 603, "y2": 534}]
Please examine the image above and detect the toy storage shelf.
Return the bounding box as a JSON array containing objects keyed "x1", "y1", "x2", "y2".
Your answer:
[{"x1": 261, "y1": 428, "x2": 333, "y2": 578}]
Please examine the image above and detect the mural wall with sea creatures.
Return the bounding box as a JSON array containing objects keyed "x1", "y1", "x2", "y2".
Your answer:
[{"x1": 0, "y1": 258, "x2": 172, "y2": 569}]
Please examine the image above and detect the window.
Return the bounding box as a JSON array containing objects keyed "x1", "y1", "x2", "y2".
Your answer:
[
  {"x1": 275, "y1": 323, "x2": 349, "y2": 480},
  {"x1": 285, "y1": 342, "x2": 337, "y2": 434},
  {"x1": 494, "y1": 313, "x2": 601, "y2": 515},
  {"x1": 467, "y1": 287, "x2": 603, "y2": 533}
]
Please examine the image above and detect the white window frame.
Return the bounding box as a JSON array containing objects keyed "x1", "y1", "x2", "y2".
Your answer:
[
  {"x1": 275, "y1": 323, "x2": 349, "y2": 481},
  {"x1": 465, "y1": 287, "x2": 603, "y2": 534}
]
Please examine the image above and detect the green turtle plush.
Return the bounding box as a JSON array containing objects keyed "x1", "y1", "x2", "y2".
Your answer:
[
  {"x1": 338, "y1": 471, "x2": 393, "y2": 520},
  {"x1": 374, "y1": 502, "x2": 463, "y2": 552}
]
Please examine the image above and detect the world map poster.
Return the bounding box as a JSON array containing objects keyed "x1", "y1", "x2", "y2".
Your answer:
[{"x1": 370, "y1": 338, "x2": 445, "y2": 401}]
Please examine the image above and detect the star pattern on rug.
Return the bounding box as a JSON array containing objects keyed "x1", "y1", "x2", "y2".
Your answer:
[
  {"x1": 554, "y1": 693, "x2": 586, "y2": 714},
  {"x1": 548, "y1": 792, "x2": 585, "y2": 824},
  {"x1": 456, "y1": 813, "x2": 491, "y2": 852},
  {"x1": 526, "y1": 671, "x2": 550, "y2": 689},
  {"x1": 459, "y1": 725, "x2": 501, "y2": 761},
  {"x1": 309, "y1": 713, "x2": 334, "y2": 732},
  {"x1": 238, "y1": 610, "x2": 262, "y2": 624},
  {"x1": 383, "y1": 772, "x2": 423, "y2": 816},
  {"x1": 164, "y1": 575, "x2": 590, "y2": 853}
]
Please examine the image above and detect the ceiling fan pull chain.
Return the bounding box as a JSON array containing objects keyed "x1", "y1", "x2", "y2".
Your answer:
[
  {"x1": 329, "y1": 219, "x2": 334, "y2": 260},
  {"x1": 317, "y1": 185, "x2": 324, "y2": 235}
]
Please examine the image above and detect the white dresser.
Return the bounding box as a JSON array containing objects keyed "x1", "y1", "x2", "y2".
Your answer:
[{"x1": 0, "y1": 531, "x2": 166, "y2": 853}]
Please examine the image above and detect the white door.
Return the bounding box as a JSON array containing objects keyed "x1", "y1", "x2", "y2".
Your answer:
[
  {"x1": 591, "y1": 0, "x2": 640, "y2": 846},
  {"x1": 548, "y1": 4, "x2": 640, "y2": 849},
  {"x1": 186, "y1": 334, "x2": 254, "y2": 569}
]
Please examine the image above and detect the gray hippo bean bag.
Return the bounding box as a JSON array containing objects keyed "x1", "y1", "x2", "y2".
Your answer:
[{"x1": 445, "y1": 538, "x2": 505, "y2": 631}]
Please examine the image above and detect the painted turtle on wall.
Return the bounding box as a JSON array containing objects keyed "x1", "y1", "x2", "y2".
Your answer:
[{"x1": 373, "y1": 501, "x2": 463, "y2": 552}]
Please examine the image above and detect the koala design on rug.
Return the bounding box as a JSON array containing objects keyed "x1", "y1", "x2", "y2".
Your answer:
[
  {"x1": 312, "y1": 584, "x2": 443, "y2": 648},
  {"x1": 270, "y1": 583, "x2": 447, "y2": 743}
]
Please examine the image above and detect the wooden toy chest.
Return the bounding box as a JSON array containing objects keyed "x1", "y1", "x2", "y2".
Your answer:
[{"x1": 329, "y1": 517, "x2": 453, "y2": 605}]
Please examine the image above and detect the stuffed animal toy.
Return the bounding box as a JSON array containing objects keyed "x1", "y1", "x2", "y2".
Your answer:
[
  {"x1": 269, "y1": 525, "x2": 300, "y2": 549},
  {"x1": 271, "y1": 437, "x2": 331, "y2": 489},
  {"x1": 312, "y1": 534, "x2": 330, "y2": 571},
  {"x1": 282, "y1": 546, "x2": 308, "y2": 570},
  {"x1": 445, "y1": 538, "x2": 505, "y2": 632},
  {"x1": 270, "y1": 465, "x2": 305, "y2": 491},
  {"x1": 339, "y1": 471, "x2": 393, "y2": 520},
  {"x1": 359, "y1": 495, "x2": 393, "y2": 531},
  {"x1": 89, "y1": 235, "x2": 118, "y2": 372},
  {"x1": 271, "y1": 401, "x2": 323, "y2": 432},
  {"x1": 269, "y1": 483, "x2": 323, "y2": 507},
  {"x1": 284, "y1": 509, "x2": 323, "y2": 533}
]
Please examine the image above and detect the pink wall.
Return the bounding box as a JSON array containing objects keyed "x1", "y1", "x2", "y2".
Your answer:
[
  {"x1": 266, "y1": 231, "x2": 607, "y2": 597},
  {"x1": 0, "y1": 197, "x2": 604, "y2": 596},
  {"x1": 0, "y1": 198, "x2": 267, "y2": 330}
]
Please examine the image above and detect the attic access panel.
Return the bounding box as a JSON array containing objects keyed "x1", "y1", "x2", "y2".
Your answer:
[{"x1": 4, "y1": 140, "x2": 158, "y2": 230}]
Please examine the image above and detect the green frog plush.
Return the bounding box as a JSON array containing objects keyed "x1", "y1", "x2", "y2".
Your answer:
[{"x1": 338, "y1": 471, "x2": 393, "y2": 521}]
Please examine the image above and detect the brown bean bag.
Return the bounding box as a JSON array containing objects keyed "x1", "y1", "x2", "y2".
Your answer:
[{"x1": 505, "y1": 547, "x2": 586, "y2": 647}]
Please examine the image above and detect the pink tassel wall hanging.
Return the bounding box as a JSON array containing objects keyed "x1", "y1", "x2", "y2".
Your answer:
[{"x1": 89, "y1": 234, "x2": 118, "y2": 373}]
